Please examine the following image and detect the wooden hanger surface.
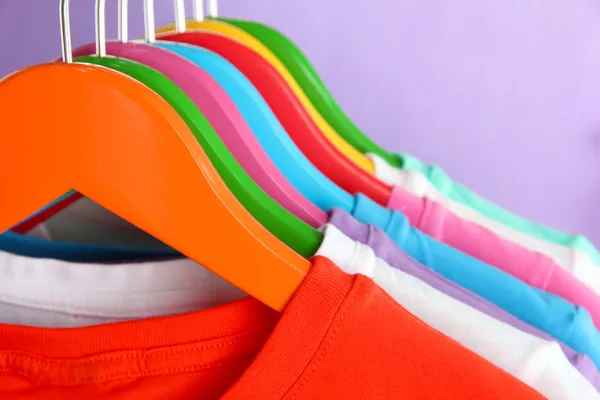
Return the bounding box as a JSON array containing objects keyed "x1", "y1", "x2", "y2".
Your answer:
[
  {"x1": 163, "y1": 0, "x2": 402, "y2": 167},
  {"x1": 156, "y1": 31, "x2": 393, "y2": 206},
  {"x1": 15, "y1": 0, "x2": 323, "y2": 256},
  {"x1": 147, "y1": 40, "x2": 329, "y2": 228},
  {"x1": 66, "y1": 0, "x2": 322, "y2": 256},
  {"x1": 0, "y1": 0, "x2": 309, "y2": 311},
  {"x1": 189, "y1": 0, "x2": 397, "y2": 166},
  {"x1": 155, "y1": 4, "x2": 375, "y2": 174},
  {"x1": 135, "y1": 0, "x2": 326, "y2": 228},
  {"x1": 216, "y1": 16, "x2": 402, "y2": 168}
]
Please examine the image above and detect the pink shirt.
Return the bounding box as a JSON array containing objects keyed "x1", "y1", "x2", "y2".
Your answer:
[{"x1": 387, "y1": 185, "x2": 600, "y2": 330}]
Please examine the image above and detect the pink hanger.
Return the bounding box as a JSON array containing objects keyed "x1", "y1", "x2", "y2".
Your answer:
[
  {"x1": 70, "y1": 41, "x2": 326, "y2": 228},
  {"x1": 28, "y1": 2, "x2": 328, "y2": 232}
]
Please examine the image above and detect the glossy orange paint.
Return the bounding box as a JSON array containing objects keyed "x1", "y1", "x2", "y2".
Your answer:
[{"x1": 0, "y1": 62, "x2": 309, "y2": 311}]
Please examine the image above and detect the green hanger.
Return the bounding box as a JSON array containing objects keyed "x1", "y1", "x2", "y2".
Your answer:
[
  {"x1": 216, "y1": 17, "x2": 402, "y2": 168},
  {"x1": 74, "y1": 55, "x2": 322, "y2": 257}
]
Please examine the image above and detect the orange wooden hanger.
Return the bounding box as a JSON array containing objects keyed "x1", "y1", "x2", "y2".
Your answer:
[{"x1": 0, "y1": 0, "x2": 309, "y2": 311}]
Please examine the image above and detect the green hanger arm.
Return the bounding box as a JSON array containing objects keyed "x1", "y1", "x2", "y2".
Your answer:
[
  {"x1": 75, "y1": 55, "x2": 323, "y2": 257},
  {"x1": 217, "y1": 17, "x2": 402, "y2": 168}
]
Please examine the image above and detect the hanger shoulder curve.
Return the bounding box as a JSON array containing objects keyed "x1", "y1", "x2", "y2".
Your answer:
[
  {"x1": 152, "y1": 42, "x2": 356, "y2": 215},
  {"x1": 218, "y1": 17, "x2": 401, "y2": 168},
  {"x1": 0, "y1": 63, "x2": 309, "y2": 311},
  {"x1": 69, "y1": 43, "x2": 322, "y2": 257},
  {"x1": 156, "y1": 19, "x2": 376, "y2": 174},
  {"x1": 150, "y1": 41, "x2": 329, "y2": 228},
  {"x1": 157, "y1": 32, "x2": 393, "y2": 206}
]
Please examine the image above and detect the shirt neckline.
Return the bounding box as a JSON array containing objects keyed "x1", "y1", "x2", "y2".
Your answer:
[
  {"x1": 0, "y1": 249, "x2": 245, "y2": 323},
  {"x1": 0, "y1": 256, "x2": 355, "y2": 396},
  {"x1": 221, "y1": 256, "x2": 356, "y2": 398}
]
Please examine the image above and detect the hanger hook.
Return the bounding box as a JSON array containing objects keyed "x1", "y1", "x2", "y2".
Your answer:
[
  {"x1": 95, "y1": 0, "x2": 107, "y2": 56},
  {"x1": 118, "y1": 0, "x2": 128, "y2": 43},
  {"x1": 119, "y1": 0, "x2": 201, "y2": 40},
  {"x1": 207, "y1": 0, "x2": 218, "y2": 18},
  {"x1": 173, "y1": 0, "x2": 203, "y2": 34},
  {"x1": 193, "y1": 0, "x2": 205, "y2": 22},
  {"x1": 119, "y1": 0, "x2": 172, "y2": 43},
  {"x1": 118, "y1": 0, "x2": 135, "y2": 42},
  {"x1": 59, "y1": 0, "x2": 73, "y2": 63},
  {"x1": 145, "y1": 0, "x2": 156, "y2": 43},
  {"x1": 174, "y1": 0, "x2": 187, "y2": 33}
]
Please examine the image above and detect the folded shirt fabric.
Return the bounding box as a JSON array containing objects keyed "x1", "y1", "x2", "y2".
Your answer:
[
  {"x1": 351, "y1": 187, "x2": 600, "y2": 331},
  {"x1": 19, "y1": 181, "x2": 600, "y2": 337},
  {"x1": 0, "y1": 222, "x2": 597, "y2": 397},
  {"x1": 0, "y1": 233, "x2": 579, "y2": 399},
  {"x1": 0, "y1": 230, "x2": 177, "y2": 262},
  {"x1": 5, "y1": 201, "x2": 600, "y2": 373},
  {"x1": 369, "y1": 153, "x2": 600, "y2": 297},
  {"x1": 0, "y1": 255, "x2": 543, "y2": 399},
  {"x1": 0, "y1": 250, "x2": 245, "y2": 327},
  {"x1": 328, "y1": 208, "x2": 599, "y2": 387},
  {"x1": 316, "y1": 224, "x2": 599, "y2": 400},
  {"x1": 4, "y1": 212, "x2": 600, "y2": 372},
  {"x1": 332, "y1": 208, "x2": 600, "y2": 369},
  {"x1": 388, "y1": 151, "x2": 600, "y2": 267}
]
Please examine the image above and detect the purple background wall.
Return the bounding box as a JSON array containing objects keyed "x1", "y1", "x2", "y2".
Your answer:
[{"x1": 2, "y1": 0, "x2": 600, "y2": 244}]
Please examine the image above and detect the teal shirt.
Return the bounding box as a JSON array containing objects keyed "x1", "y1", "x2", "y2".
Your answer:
[{"x1": 396, "y1": 152, "x2": 600, "y2": 266}]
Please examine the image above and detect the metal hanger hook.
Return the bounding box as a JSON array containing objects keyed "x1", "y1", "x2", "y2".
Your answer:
[
  {"x1": 193, "y1": 0, "x2": 205, "y2": 22},
  {"x1": 59, "y1": 0, "x2": 73, "y2": 63},
  {"x1": 119, "y1": 0, "x2": 199, "y2": 41},
  {"x1": 95, "y1": 0, "x2": 107, "y2": 56},
  {"x1": 174, "y1": 0, "x2": 187, "y2": 33},
  {"x1": 118, "y1": 0, "x2": 155, "y2": 42},
  {"x1": 207, "y1": 0, "x2": 218, "y2": 18},
  {"x1": 144, "y1": 0, "x2": 156, "y2": 43},
  {"x1": 118, "y1": 0, "x2": 128, "y2": 42},
  {"x1": 174, "y1": 0, "x2": 204, "y2": 34},
  {"x1": 118, "y1": 0, "x2": 137, "y2": 42}
]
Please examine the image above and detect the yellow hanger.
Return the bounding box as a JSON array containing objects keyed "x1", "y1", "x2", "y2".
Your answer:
[{"x1": 156, "y1": 16, "x2": 374, "y2": 174}]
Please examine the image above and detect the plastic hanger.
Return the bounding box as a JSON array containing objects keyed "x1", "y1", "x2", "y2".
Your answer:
[
  {"x1": 12, "y1": 24, "x2": 348, "y2": 234},
  {"x1": 138, "y1": 0, "x2": 327, "y2": 229},
  {"x1": 149, "y1": 6, "x2": 358, "y2": 216},
  {"x1": 156, "y1": 31, "x2": 393, "y2": 206},
  {"x1": 154, "y1": 3, "x2": 375, "y2": 174},
  {"x1": 0, "y1": 0, "x2": 309, "y2": 311},
  {"x1": 212, "y1": 20, "x2": 402, "y2": 167},
  {"x1": 22, "y1": 0, "x2": 323, "y2": 257},
  {"x1": 12, "y1": 1, "x2": 387, "y2": 234},
  {"x1": 202, "y1": 0, "x2": 400, "y2": 167}
]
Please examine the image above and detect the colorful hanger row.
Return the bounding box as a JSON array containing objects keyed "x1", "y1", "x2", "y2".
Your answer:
[{"x1": 0, "y1": 0, "x2": 411, "y2": 310}]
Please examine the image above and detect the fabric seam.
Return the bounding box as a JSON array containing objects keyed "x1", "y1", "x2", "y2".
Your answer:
[
  {"x1": 0, "y1": 330, "x2": 271, "y2": 386},
  {"x1": 286, "y1": 277, "x2": 366, "y2": 399}
]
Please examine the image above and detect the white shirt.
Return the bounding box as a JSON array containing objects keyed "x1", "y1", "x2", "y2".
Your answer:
[
  {"x1": 367, "y1": 152, "x2": 600, "y2": 297},
  {"x1": 0, "y1": 250, "x2": 245, "y2": 327},
  {"x1": 317, "y1": 223, "x2": 599, "y2": 400},
  {"x1": 1, "y1": 219, "x2": 596, "y2": 399}
]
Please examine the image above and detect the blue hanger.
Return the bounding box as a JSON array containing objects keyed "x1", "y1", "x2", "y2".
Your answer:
[{"x1": 151, "y1": 40, "x2": 355, "y2": 213}]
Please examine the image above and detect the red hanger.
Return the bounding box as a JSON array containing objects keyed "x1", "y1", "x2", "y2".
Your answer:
[{"x1": 157, "y1": 31, "x2": 393, "y2": 206}]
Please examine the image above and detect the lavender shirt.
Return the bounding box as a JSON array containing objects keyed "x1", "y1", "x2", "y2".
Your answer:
[{"x1": 329, "y1": 208, "x2": 600, "y2": 389}]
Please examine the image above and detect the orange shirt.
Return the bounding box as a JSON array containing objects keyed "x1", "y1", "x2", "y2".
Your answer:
[{"x1": 0, "y1": 256, "x2": 543, "y2": 399}]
